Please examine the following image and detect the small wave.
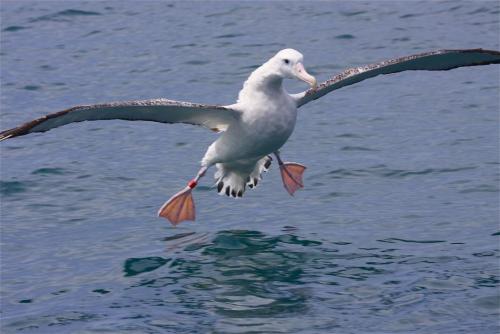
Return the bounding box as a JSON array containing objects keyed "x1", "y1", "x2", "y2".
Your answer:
[
  {"x1": 23, "y1": 85, "x2": 41, "y2": 91},
  {"x1": 392, "y1": 37, "x2": 411, "y2": 42},
  {"x1": 18, "y1": 299, "x2": 33, "y2": 304},
  {"x1": 123, "y1": 257, "x2": 170, "y2": 277},
  {"x1": 102, "y1": 176, "x2": 135, "y2": 181},
  {"x1": 480, "y1": 85, "x2": 499, "y2": 91},
  {"x1": 31, "y1": 9, "x2": 101, "y2": 22},
  {"x1": 416, "y1": 277, "x2": 472, "y2": 291},
  {"x1": 328, "y1": 192, "x2": 353, "y2": 198},
  {"x1": 475, "y1": 276, "x2": 500, "y2": 288},
  {"x1": 390, "y1": 293, "x2": 425, "y2": 307},
  {"x1": 399, "y1": 13, "x2": 423, "y2": 19},
  {"x1": 340, "y1": 10, "x2": 366, "y2": 17},
  {"x1": 40, "y1": 65, "x2": 57, "y2": 71},
  {"x1": 56, "y1": 9, "x2": 101, "y2": 16},
  {"x1": 82, "y1": 30, "x2": 101, "y2": 37},
  {"x1": 382, "y1": 167, "x2": 476, "y2": 178},
  {"x1": 311, "y1": 11, "x2": 333, "y2": 17},
  {"x1": 335, "y1": 34, "x2": 355, "y2": 40},
  {"x1": 172, "y1": 43, "x2": 196, "y2": 49},
  {"x1": 449, "y1": 5, "x2": 462, "y2": 11},
  {"x1": 32, "y1": 167, "x2": 66, "y2": 175},
  {"x1": 242, "y1": 42, "x2": 285, "y2": 48},
  {"x1": 92, "y1": 289, "x2": 110, "y2": 295},
  {"x1": 459, "y1": 184, "x2": 498, "y2": 194},
  {"x1": 328, "y1": 168, "x2": 367, "y2": 178},
  {"x1": 474, "y1": 296, "x2": 500, "y2": 311},
  {"x1": 336, "y1": 133, "x2": 363, "y2": 138},
  {"x1": 215, "y1": 33, "x2": 245, "y2": 39},
  {"x1": 3, "y1": 25, "x2": 29, "y2": 32},
  {"x1": 0, "y1": 181, "x2": 31, "y2": 195},
  {"x1": 335, "y1": 266, "x2": 387, "y2": 280},
  {"x1": 378, "y1": 238, "x2": 446, "y2": 244},
  {"x1": 328, "y1": 165, "x2": 476, "y2": 179},
  {"x1": 228, "y1": 52, "x2": 251, "y2": 57},
  {"x1": 472, "y1": 251, "x2": 495, "y2": 257},
  {"x1": 184, "y1": 60, "x2": 210, "y2": 65},
  {"x1": 163, "y1": 232, "x2": 196, "y2": 242},
  {"x1": 468, "y1": 7, "x2": 491, "y2": 15},
  {"x1": 341, "y1": 146, "x2": 377, "y2": 152},
  {"x1": 205, "y1": 7, "x2": 246, "y2": 18}
]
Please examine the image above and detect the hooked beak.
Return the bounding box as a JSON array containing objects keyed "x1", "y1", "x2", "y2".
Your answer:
[{"x1": 294, "y1": 62, "x2": 317, "y2": 89}]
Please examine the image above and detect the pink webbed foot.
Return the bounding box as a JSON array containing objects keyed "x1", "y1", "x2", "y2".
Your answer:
[
  {"x1": 158, "y1": 167, "x2": 207, "y2": 226},
  {"x1": 279, "y1": 162, "x2": 307, "y2": 196},
  {"x1": 158, "y1": 186, "x2": 195, "y2": 226}
]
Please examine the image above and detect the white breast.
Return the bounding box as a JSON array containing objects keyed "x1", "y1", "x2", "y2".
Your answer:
[{"x1": 203, "y1": 89, "x2": 297, "y2": 165}]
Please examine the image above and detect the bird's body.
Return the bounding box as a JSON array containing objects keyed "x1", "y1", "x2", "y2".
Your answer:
[
  {"x1": 1, "y1": 48, "x2": 499, "y2": 225},
  {"x1": 202, "y1": 49, "x2": 309, "y2": 195},
  {"x1": 203, "y1": 88, "x2": 296, "y2": 165}
]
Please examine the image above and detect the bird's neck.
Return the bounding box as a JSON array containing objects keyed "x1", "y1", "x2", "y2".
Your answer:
[{"x1": 238, "y1": 62, "x2": 284, "y2": 102}]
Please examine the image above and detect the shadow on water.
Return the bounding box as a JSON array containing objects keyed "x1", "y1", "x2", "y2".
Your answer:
[
  {"x1": 117, "y1": 229, "x2": 500, "y2": 332},
  {"x1": 4, "y1": 229, "x2": 499, "y2": 333},
  {"x1": 124, "y1": 230, "x2": 323, "y2": 319}
]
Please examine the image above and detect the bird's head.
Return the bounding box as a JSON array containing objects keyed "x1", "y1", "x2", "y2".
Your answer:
[{"x1": 271, "y1": 49, "x2": 317, "y2": 89}]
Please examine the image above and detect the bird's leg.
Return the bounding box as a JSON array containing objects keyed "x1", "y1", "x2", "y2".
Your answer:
[
  {"x1": 157, "y1": 166, "x2": 208, "y2": 226},
  {"x1": 274, "y1": 151, "x2": 306, "y2": 196}
]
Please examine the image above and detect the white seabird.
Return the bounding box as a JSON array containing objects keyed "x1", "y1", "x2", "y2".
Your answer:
[{"x1": 1, "y1": 48, "x2": 499, "y2": 225}]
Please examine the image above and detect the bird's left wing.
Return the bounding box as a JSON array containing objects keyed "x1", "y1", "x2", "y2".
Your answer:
[
  {"x1": 0, "y1": 98, "x2": 240, "y2": 140},
  {"x1": 294, "y1": 49, "x2": 500, "y2": 108}
]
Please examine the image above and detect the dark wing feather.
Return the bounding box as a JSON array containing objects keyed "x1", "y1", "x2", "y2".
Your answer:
[
  {"x1": 0, "y1": 98, "x2": 240, "y2": 140},
  {"x1": 296, "y1": 49, "x2": 500, "y2": 107}
]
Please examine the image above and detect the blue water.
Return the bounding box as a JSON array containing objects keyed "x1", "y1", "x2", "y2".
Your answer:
[{"x1": 1, "y1": 1, "x2": 499, "y2": 333}]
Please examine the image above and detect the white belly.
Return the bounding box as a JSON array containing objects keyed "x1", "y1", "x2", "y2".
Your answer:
[{"x1": 203, "y1": 91, "x2": 297, "y2": 165}]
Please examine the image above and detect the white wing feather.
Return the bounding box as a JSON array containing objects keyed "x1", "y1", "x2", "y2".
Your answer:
[{"x1": 0, "y1": 98, "x2": 240, "y2": 140}]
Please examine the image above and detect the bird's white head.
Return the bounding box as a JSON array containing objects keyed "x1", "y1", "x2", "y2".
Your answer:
[{"x1": 271, "y1": 49, "x2": 317, "y2": 89}]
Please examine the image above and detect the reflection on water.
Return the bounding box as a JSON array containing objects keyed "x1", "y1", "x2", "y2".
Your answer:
[
  {"x1": 1, "y1": 227, "x2": 499, "y2": 332},
  {"x1": 124, "y1": 257, "x2": 170, "y2": 276},
  {"x1": 108, "y1": 230, "x2": 499, "y2": 333},
  {"x1": 128, "y1": 230, "x2": 317, "y2": 320}
]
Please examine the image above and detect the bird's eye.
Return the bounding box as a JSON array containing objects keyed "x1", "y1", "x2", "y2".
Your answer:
[{"x1": 283, "y1": 59, "x2": 290, "y2": 64}]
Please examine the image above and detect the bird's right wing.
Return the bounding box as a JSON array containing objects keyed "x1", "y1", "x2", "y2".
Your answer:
[{"x1": 0, "y1": 98, "x2": 241, "y2": 140}]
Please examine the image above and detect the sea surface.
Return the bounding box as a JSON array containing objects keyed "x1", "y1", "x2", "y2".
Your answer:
[{"x1": 1, "y1": 1, "x2": 499, "y2": 333}]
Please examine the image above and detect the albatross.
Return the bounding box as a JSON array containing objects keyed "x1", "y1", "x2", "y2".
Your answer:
[{"x1": 1, "y1": 48, "x2": 499, "y2": 225}]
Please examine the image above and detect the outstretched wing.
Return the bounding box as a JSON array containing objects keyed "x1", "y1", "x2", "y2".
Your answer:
[
  {"x1": 0, "y1": 98, "x2": 240, "y2": 140},
  {"x1": 294, "y1": 49, "x2": 500, "y2": 108}
]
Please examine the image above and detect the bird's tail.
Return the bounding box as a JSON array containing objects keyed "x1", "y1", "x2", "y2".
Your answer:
[{"x1": 215, "y1": 156, "x2": 272, "y2": 198}]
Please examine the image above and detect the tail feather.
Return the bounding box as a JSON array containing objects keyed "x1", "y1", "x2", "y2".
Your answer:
[{"x1": 215, "y1": 156, "x2": 272, "y2": 197}]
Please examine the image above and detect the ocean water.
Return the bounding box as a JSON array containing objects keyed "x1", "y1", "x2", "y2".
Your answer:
[{"x1": 1, "y1": 1, "x2": 499, "y2": 333}]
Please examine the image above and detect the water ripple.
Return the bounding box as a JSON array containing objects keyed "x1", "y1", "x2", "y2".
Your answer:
[
  {"x1": 31, "y1": 167, "x2": 67, "y2": 175},
  {"x1": 2, "y1": 25, "x2": 29, "y2": 32},
  {"x1": 335, "y1": 34, "x2": 356, "y2": 40},
  {"x1": 0, "y1": 180, "x2": 32, "y2": 195},
  {"x1": 31, "y1": 9, "x2": 101, "y2": 22},
  {"x1": 327, "y1": 165, "x2": 477, "y2": 179}
]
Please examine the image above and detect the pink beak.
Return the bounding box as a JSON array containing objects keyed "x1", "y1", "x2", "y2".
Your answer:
[{"x1": 294, "y1": 62, "x2": 317, "y2": 88}]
